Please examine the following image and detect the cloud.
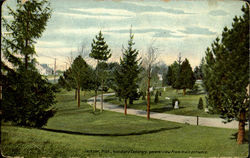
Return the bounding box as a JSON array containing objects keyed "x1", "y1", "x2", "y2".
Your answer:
[
  {"x1": 179, "y1": 27, "x2": 216, "y2": 35},
  {"x1": 209, "y1": 10, "x2": 228, "y2": 16},
  {"x1": 70, "y1": 8, "x2": 135, "y2": 16},
  {"x1": 55, "y1": 12, "x2": 132, "y2": 20}
]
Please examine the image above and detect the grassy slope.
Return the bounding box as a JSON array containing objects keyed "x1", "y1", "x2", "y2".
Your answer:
[
  {"x1": 105, "y1": 86, "x2": 220, "y2": 118},
  {"x1": 2, "y1": 90, "x2": 248, "y2": 158}
]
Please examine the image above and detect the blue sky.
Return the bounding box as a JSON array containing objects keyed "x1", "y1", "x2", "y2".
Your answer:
[{"x1": 2, "y1": 0, "x2": 245, "y2": 70}]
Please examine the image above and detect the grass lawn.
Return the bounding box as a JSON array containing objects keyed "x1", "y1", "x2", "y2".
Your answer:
[
  {"x1": 104, "y1": 83, "x2": 220, "y2": 118},
  {"x1": 2, "y1": 89, "x2": 248, "y2": 158}
]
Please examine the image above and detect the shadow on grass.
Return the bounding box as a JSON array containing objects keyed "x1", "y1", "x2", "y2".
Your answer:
[{"x1": 41, "y1": 126, "x2": 181, "y2": 137}]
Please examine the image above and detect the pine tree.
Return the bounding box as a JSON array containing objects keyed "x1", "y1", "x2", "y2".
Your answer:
[
  {"x1": 203, "y1": 4, "x2": 249, "y2": 144},
  {"x1": 114, "y1": 27, "x2": 141, "y2": 115},
  {"x1": 89, "y1": 31, "x2": 111, "y2": 112},
  {"x1": 3, "y1": 0, "x2": 51, "y2": 70},
  {"x1": 154, "y1": 90, "x2": 159, "y2": 104},
  {"x1": 179, "y1": 58, "x2": 195, "y2": 95},
  {"x1": 166, "y1": 66, "x2": 172, "y2": 86},
  {"x1": 2, "y1": 0, "x2": 55, "y2": 128},
  {"x1": 197, "y1": 97, "x2": 203, "y2": 110}
]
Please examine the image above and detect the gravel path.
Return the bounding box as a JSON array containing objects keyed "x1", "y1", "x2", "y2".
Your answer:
[{"x1": 87, "y1": 93, "x2": 248, "y2": 129}]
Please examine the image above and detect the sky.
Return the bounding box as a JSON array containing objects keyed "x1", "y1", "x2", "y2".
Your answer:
[{"x1": 2, "y1": 0, "x2": 246, "y2": 70}]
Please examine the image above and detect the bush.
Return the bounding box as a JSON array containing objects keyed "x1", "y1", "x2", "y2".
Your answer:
[
  {"x1": 154, "y1": 91, "x2": 159, "y2": 104},
  {"x1": 172, "y1": 98, "x2": 180, "y2": 108},
  {"x1": 3, "y1": 67, "x2": 57, "y2": 127},
  {"x1": 198, "y1": 97, "x2": 204, "y2": 110},
  {"x1": 191, "y1": 84, "x2": 199, "y2": 93}
]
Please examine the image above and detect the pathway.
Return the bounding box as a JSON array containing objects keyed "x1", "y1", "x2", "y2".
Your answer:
[{"x1": 87, "y1": 93, "x2": 248, "y2": 129}]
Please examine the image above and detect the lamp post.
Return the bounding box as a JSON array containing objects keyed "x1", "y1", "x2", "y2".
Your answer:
[{"x1": 0, "y1": 0, "x2": 6, "y2": 157}]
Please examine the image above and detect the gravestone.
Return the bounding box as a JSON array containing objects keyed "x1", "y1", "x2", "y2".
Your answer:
[
  {"x1": 164, "y1": 87, "x2": 166, "y2": 91},
  {"x1": 204, "y1": 108, "x2": 209, "y2": 113},
  {"x1": 174, "y1": 101, "x2": 179, "y2": 109}
]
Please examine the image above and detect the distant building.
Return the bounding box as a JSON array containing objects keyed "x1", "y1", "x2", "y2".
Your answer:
[{"x1": 36, "y1": 64, "x2": 53, "y2": 75}]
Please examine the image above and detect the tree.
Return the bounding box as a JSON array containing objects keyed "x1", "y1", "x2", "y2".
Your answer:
[
  {"x1": 3, "y1": 0, "x2": 51, "y2": 70},
  {"x1": 197, "y1": 97, "x2": 203, "y2": 110},
  {"x1": 142, "y1": 45, "x2": 157, "y2": 119},
  {"x1": 203, "y1": 4, "x2": 249, "y2": 144},
  {"x1": 165, "y1": 66, "x2": 173, "y2": 86},
  {"x1": 179, "y1": 58, "x2": 195, "y2": 95},
  {"x1": 89, "y1": 31, "x2": 111, "y2": 112},
  {"x1": 3, "y1": 66, "x2": 56, "y2": 127},
  {"x1": 154, "y1": 91, "x2": 159, "y2": 104},
  {"x1": 169, "y1": 61, "x2": 180, "y2": 89},
  {"x1": 2, "y1": 0, "x2": 56, "y2": 128},
  {"x1": 114, "y1": 27, "x2": 141, "y2": 115},
  {"x1": 71, "y1": 55, "x2": 90, "y2": 108}
]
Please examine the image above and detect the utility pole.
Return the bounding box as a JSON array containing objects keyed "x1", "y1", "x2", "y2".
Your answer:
[
  {"x1": 54, "y1": 58, "x2": 56, "y2": 83},
  {"x1": 64, "y1": 62, "x2": 68, "y2": 71}
]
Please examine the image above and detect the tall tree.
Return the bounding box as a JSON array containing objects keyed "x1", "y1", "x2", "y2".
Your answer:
[
  {"x1": 179, "y1": 58, "x2": 195, "y2": 95},
  {"x1": 170, "y1": 61, "x2": 180, "y2": 89},
  {"x1": 114, "y1": 27, "x2": 141, "y2": 115},
  {"x1": 142, "y1": 45, "x2": 157, "y2": 119},
  {"x1": 71, "y1": 55, "x2": 90, "y2": 108},
  {"x1": 3, "y1": 0, "x2": 51, "y2": 70},
  {"x1": 2, "y1": 0, "x2": 56, "y2": 128},
  {"x1": 203, "y1": 4, "x2": 249, "y2": 144},
  {"x1": 165, "y1": 66, "x2": 173, "y2": 86},
  {"x1": 89, "y1": 31, "x2": 111, "y2": 112}
]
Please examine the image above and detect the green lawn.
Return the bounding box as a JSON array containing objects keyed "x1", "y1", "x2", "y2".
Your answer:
[
  {"x1": 2, "y1": 89, "x2": 248, "y2": 157},
  {"x1": 105, "y1": 84, "x2": 220, "y2": 118}
]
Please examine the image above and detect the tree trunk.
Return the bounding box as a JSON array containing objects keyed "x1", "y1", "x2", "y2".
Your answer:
[
  {"x1": 124, "y1": 99, "x2": 127, "y2": 115},
  {"x1": 183, "y1": 88, "x2": 186, "y2": 96},
  {"x1": 25, "y1": 54, "x2": 28, "y2": 70},
  {"x1": 75, "y1": 89, "x2": 77, "y2": 100},
  {"x1": 101, "y1": 81, "x2": 103, "y2": 112},
  {"x1": 147, "y1": 68, "x2": 151, "y2": 120},
  {"x1": 237, "y1": 110, "x2": 245, "y2": 144},
  {"x1": 77, "y1": 87, "x2": 80, "y2": 108},
  {"x1": 94, "y1": 90, "x2": 97, "y2": 112}
]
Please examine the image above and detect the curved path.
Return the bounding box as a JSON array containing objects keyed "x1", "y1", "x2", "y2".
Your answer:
[{"x1": 87, "y1": 93, "x2": 248, "y2": 129}]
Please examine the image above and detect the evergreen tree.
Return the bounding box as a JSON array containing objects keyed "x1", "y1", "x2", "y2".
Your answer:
[
  {"x1": 3, "y1": 66, "x2": 56, "y2": 127},
  {"x1": 203, "y1": 4, "x2": 249, "y2": 144},
  {"x1": 170, "y1": 61, "x2": 181, "y2": 90},
  {"x1": 179, "y1": 58, "x2": 195, "y2": 95},
  {"x1": 3, "y1": 0, "x2": 51, "y2": 70},
  {"x1": 154, "y1": 91, "x2": 159, "y2": 104},
  {"x1": 114, "y1": 27, "x2": 141, "y2": 115},
  {"x1": 166, "y1": 66, "x2": 173, "y2": 86},
  {"x1": 89, "y1": 31, "x2": 111, "y2": 112},
  {"x1": 2, "y1": 0, "x2": 55, "y2": 128},
  {"x1": 71, "y1": 55, "x2": 90, "y2": 108},
  {"x1": 197, "y1": 97, "x2": 203, "y2": 110}
]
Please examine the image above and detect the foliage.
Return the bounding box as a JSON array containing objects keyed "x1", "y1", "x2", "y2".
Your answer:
[
  {"x1": 2, "y1": 0, "x2": 52, "y2": 69},
  {"x1": 114, "y1": 28, "x2": 141, "y2": 107},
  {"x1": 198, "y1": 97, "x2": 204, "y2": 110},
  {"x1": 89, "y1": 31, "x2": 111, "y2": 61},
  {"x1": 203, "y1": 4, "x2": 249, "y2": 122},
  {"x1": 203, "y1": 4, "x2": 249, "y2": 144},
  {"x1": 1, "y1": 0, "x2": 55, "y2": 128},
  {"x1": 154, "y1": 90, "x2": 159, "y2": 104},
  {"x1": 3, "y1": 66, "x2": 56, "y2": 127},
  {"x1": 179, "y1": 58, "x2": 195, "y2": 95}
]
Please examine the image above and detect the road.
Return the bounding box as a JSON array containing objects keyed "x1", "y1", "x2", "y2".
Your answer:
[{"x1": 87, "y1": 93, "x2": 248, "y2": 129}]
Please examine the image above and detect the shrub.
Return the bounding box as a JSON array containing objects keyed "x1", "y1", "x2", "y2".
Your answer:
[
  {"x1": 154, "y1": 91, "x2": 159, "y2": 104},
  {"x1": 198, "y1": 97, "x2": 204, "y2": 110}
]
